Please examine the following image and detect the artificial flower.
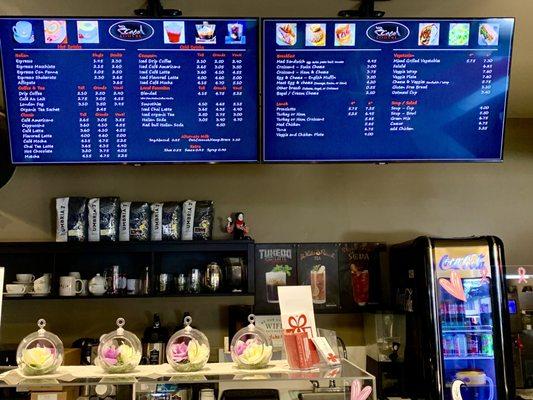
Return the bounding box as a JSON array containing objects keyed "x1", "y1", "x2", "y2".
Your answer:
[
  {"x1": 188, "y1": 340, "x2": 209, "y2": 365},
  {"x1": 117, "y1": 344, "x2": 135, "y2": 365},
  {"x1": 171, "y1": 342, "x2": 189, "y2": 363},
  {"x1": 103, "y1": 346, "x2": 119, "y2": 365},
  {"x1": 234, "y1": 339, "x2": 248, "y2": 356},
  {"x1": 21, "y1": 346, "x2": 54, "y2": 371},
  {"x1": 240, "y1": 341, "x2": 272, "y2": 368}
]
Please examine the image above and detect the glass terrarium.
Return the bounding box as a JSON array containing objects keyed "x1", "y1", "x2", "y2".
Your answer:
[
  {"x1": 166, "y1": 316, "x2": 210, "y2": 372},
  {"x1": 16, "y1": 319, "x2": 64, "y2": 376},
  {"x1": 97, "y1": 318, "x2": 142, "y2": 373},
  {"x1": 230, "y1": 314, "x2": 273, "y2": 369}
]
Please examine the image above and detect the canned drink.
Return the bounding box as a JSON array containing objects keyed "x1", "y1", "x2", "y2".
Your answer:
[
  {"x1": 467, "y1": 334, "x2": 479, "y2": 356},
  {"x1": 481, "y1": 333, "x2": 494, "y2": 356}
]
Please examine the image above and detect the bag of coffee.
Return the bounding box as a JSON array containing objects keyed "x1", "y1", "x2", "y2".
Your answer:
[
  {"x1": 56, "y1": 197, "x2": 87, "y2": 242},
  {"x1": 181, "y1": 200, "x2": 196, "y2": 241},
  {"x1": 130, "y1": 202, "x2": 150, "y2": 241},
  {"x1": 193, "y1": 200, "x2": 214, "y2": 240},
  {"x1": 162, "y1": 202, "x2": 181, "y2": 241},
  {"x1": 89, "y1": 197, "x2": 120, "y2": 242},
  {"x1": 150, "y1": 203, "x2": 164, "y2": 241},
  {"x1": 119, "y1": 202, "x2": 131, "y2": 242}
]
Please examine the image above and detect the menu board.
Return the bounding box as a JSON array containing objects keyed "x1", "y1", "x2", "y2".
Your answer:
[
  {"x1": 0, "y1": 18, "x2": 258, "y2": 164},
  {"x1": 262, "y1": 18, "x2": 514, "y2": 162}
]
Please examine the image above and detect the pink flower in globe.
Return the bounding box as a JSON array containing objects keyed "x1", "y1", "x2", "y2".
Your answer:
[
  {"x1": 172, "y1": 342, "x2": 189, "y2": 362},
  {"x1": 235, "y1": 339, "x2": 248, "y2": 356},
  {"x1": 103, "y1": 346, "x2": 119, "y2": 365}
]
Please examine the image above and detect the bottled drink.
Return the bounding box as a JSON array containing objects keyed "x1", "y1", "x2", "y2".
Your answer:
[
  {"x1": 440, "y1": 302, "x2": 448, "y2": 326},
  {"x1": 454, "y1": 334, "x2": 467, "y2": 357},
  {"x1": 480, "y1": 303, "x2": 492, "y2": 326},
  {"x1": 457, "y1": 303, "x2": 465, "y2": 326},
  {"x1": 448, "y1": 302, "x2": 458, "y2": 326},
  {"x1": 443, "y1": 334, "x2": 455, "y2": 356},
  {"x1": 143, "y1": 313, "x2": 169, "y2": 364}
]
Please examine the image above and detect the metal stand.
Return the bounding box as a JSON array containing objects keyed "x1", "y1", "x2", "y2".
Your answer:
[
  {"x1": 134, "y1": 0, "x2": 182, "y2": 17},
  {"x1": 338, "y1": 0, "x2": 386, "y2": 18}
]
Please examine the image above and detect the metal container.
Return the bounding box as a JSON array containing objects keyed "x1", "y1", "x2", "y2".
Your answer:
[
  {"x1": 189, "y1": 269, "x2": 201, "y2": 294},
  {"x1": 158, "y1": 273, "x2": 173, "y2": 294},
  {"x1": 204, "y1": 262, "x2": 222, "y2": 292}
]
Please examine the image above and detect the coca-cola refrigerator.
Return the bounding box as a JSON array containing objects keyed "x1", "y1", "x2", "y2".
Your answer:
[{"x1": 389, "y1": 236, "x2": 514, "y2": 400}]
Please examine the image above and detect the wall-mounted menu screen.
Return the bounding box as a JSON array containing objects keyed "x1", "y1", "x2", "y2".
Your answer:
[
  {"x1": 0, "y1": 18, "x2": 259, "y2": 164},
  {"x1": 262, "y1": 18, "x2": 514, "y2": 162}
]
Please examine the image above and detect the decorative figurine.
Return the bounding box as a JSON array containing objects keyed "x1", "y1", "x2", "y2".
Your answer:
[{"x1": 226, "y1": 212, "x2": 250, "y2": 240}]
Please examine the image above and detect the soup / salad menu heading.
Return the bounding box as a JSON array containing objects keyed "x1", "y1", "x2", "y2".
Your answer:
[
  {"x1": 262, "y1": 18, "x2": 514, "y2": 162},
  {"x1": 0, "y1": 18, "x2": 259, "y2": 164}
]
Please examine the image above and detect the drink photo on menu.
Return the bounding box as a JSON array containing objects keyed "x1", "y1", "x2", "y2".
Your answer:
[
  {"x1": 338, "y1": 242, "x2": 386, "y2": 311},
  {"x1": 254, "y1": 244, "x2": 298, "y2": 314},
  {"x1": 296, "y1": 243, "x2": 339, "y2": 310}
]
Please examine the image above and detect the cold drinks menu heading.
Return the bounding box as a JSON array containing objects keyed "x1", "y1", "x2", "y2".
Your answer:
[
  {"x1": 0, "y1": 18, "x2": 258, "y2": 163},
  {"x1": 263, "y1": 18, "x2": 514, "y2": 162}
]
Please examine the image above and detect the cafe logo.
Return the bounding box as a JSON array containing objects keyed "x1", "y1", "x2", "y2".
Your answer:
[
  {"x1": 366, "y1": 22, "x2": 409, "y2": 43},
  {"x1": 438, "y1": 253, "x2": 486, "y2": 271},
  {"x1": 109, "y1": 20, "x2": 154, "y2": 42}
]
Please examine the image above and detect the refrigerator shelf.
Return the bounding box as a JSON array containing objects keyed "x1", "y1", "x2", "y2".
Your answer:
[
  {"x1": 444, "y1": 356, "x2": 495, "y2": 361},
  {"x1": 441, "y1": 328, "x2": 493, "y2": 334}
]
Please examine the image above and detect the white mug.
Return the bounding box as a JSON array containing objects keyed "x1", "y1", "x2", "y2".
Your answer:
[
  {"x1": 79, "y1": 279, "x2": 88, "y2": 296},
  {"x1": 16, "y1": 274, "x2": 35, "y2": 283},
  {"x1": 6, "y1": 283, "x2": 27, "y2": 294},
  {"x1": 34, "y1": 279, "x2": 51, "y2": 294},
  {"x1": 59, "y1": 276, "x2": 82, "y2": 296},
  {"x1": 69, "y1": 271, "x2": 81, "y2": 279}
]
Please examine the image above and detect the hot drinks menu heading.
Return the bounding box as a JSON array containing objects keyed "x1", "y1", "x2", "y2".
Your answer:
[{"x1": 0, "y1": 18, "x2": 258, "y2": 163}]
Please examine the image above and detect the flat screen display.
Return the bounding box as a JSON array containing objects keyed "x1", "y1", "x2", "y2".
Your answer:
[
  {"x1": 0, "y1": 17, "x2": 259, "y2": 164},
  {"x1": 262, "y1": 18, "x2": 514, "y2": 162}
]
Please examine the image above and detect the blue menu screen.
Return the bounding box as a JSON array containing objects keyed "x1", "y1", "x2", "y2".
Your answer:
[
  {"x1": 0, "y1": 18, "x2": 259, "y2": 164},
  {"x1": 263, "y1": 19, "x2": 514, "y2": 162}
]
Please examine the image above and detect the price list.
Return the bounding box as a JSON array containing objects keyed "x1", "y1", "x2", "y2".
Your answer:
[
  {"x1": 0, "y1": 18, "x2": 259, "y2": 163},
  {"x1": 263, "y1": 19, "x2": 514, "y2": 162}
]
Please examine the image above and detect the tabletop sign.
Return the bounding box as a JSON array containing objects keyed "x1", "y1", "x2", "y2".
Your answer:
[
  {"x1": 0, "y1": 18, "x2": 259, "y2": 164},
  {"x1": 262, "y1": 18, "x2": 514, "y2": 162}
]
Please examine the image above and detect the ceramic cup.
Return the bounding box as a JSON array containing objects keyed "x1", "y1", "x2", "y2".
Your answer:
[
  {"x1": 16, "y1": 274, "x2": 35, "y2": 283},
  {"x1": 69, "y1": 271, "x2": 81, "y2": 279},
  {"x1": 12, "y1": 21, "x2": 32, "y2": 39},
  {"x1": 6, "y1": 283, "x2": 27, "y2": 294},
  {"x1": 79, "y1": 279, "x2": 88, "y2": 296},
  {"x1": 34, "y1": 278, "x2": 51, "y2": 294},
  {"x1": 59, "y1": 276, "x2": 82, "y2": 296}
]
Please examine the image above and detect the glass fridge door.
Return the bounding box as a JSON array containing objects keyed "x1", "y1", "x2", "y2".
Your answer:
[{"x1": 438, "y1": 277, "x2": 497, "y2": 400}]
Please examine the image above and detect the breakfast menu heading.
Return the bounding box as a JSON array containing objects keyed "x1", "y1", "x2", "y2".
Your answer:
[
  {"x1": 263, "y1": 18, "x2": 514, "y2": 162},
  {"x1": 0, "y1": 18, "x2": 258, "y2": 163}
]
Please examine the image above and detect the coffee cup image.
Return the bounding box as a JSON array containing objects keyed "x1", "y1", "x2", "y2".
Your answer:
[
  {"x1": 77, "y1": 21, "x2": 99, "y2": 43},
  {"x1": 12, "y1": 21, "x2": 34, "y2": 43}
]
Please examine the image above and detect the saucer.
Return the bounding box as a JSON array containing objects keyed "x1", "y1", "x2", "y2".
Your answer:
[
  {"x1": 13, "y1": 281, "x2": 33, "y2": 285},
  {"x1": 4, "y1": 293, "x2": 25, "y2": 297},
  {"x1": 30, "y1": 292, "x2": 50, "y2": 297}
]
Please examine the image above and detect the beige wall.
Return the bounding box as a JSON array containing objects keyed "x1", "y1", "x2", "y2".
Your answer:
[
  {"x1": 0, "y1": 118, "x2": 532, "y2": 348},
  {"x1": 0, "y1": 0, "x2": 532, "y2": 351}
]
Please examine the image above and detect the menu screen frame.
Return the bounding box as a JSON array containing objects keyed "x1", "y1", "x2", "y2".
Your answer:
[
  {"x1": 261, "y1": 17, "x2": 515, "y2": 164},
  {"x1": 0, "y1": 16, "x2": 261, "y2": 165}
]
